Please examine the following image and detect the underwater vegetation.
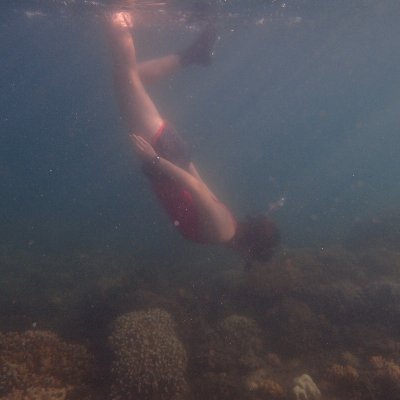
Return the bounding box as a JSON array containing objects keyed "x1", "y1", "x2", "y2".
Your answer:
[{"x1": 2, "y1": 239, "x2": 400, "y2": 399}]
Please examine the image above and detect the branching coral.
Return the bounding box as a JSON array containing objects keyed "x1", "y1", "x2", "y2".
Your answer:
[
  {"x1": 0, "y1": 330, "x2": 93, "y2": 398},
  {"x1": 109, "y1": 308, "x2": 188, "y2": 400}
]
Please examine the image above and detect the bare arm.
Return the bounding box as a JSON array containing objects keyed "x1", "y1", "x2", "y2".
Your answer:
[{"x1": 131, "y1": 134, "x2": 205, "y2": 194}]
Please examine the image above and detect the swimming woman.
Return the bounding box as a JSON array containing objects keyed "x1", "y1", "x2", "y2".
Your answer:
[{"x1": 105, "y1": 11, "x2": 280, "y2": 264}]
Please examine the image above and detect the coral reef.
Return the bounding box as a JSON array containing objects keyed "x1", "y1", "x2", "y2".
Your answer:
[
  {"x1": 4, "y1": 245, "x2": 400, "y2": 400},
  {"x1": 109, "y1": 308, "x2": 188, "y2": 400},
  {"x1": 0, "y1": 330, "x2": 93, "y2": 399},
  {"x1": 198, "y1": 314, "x2": 265, "y2": 372}
]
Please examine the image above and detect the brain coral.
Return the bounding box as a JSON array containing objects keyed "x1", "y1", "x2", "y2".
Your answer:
[
  {"x1": 0, "y1": 330, "x2": 93, "y2": 398},
  {"x1": 109, "y1": 308, "x2": 188, "y2": 400}
]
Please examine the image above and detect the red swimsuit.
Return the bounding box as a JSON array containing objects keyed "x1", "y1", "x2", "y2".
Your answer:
[{"x1": 150, "y1": 178, "x2": 205, "y2": 242}]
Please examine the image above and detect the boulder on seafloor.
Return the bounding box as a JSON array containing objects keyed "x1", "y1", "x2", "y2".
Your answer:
[{"x1": 109, "y1": 308, "x2": 188, "y2": 400}]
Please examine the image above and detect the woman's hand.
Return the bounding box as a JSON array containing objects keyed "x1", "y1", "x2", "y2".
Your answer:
[{"x1": 130, "y1": 134, "x2": 157, "y2": 162}]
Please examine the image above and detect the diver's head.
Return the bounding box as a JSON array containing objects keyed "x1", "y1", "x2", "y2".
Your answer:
[{"x1": 230, "y1": 215, "x2": 280, "y2": 263}]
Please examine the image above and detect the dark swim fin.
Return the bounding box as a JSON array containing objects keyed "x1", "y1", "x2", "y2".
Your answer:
[{"x1": 180, "y1": 24, "x2": 218, "y2": 66}]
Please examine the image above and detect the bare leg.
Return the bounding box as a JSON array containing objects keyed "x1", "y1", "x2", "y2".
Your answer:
[
  {"x1": 106, "y1": 12, "x2": 217, "y2": 139},
  {"x1": 137, "y1": 55, "x2": 181, "y2": 85},
  {"x1": 106, "y1": 12, "x2": 163, "y2": 142}
]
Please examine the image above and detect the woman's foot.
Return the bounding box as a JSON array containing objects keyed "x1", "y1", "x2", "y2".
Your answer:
[{"x1": 180, "y1": 25, "x2": 218, "y2": 66}]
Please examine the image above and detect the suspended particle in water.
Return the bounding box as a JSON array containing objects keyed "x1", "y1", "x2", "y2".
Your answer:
[
  {"x1": 25, "y1": 10, "x2": 47, "y2": 18},
  {"x1": 256, "y1": 17, "x2": 265, "y2": 26}
]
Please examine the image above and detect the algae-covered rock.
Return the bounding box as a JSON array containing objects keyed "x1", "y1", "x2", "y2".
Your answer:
[{"x1": 201, "y1": 314, "x2": 265, "y2": 373}]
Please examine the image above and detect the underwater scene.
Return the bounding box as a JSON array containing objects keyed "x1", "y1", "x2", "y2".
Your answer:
[{"x1": 1, "y1": 0, "x2": 400, "y2": 399}]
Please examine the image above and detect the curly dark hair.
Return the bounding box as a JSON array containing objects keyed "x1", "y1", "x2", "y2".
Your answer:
[{"x1": 232, "y1": 215, "x2": 280, "y2": 263}]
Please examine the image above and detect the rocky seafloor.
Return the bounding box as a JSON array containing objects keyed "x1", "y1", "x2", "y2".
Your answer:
[{"x1": 1, "y1": 242, "x2": 400, "y2": 400}]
